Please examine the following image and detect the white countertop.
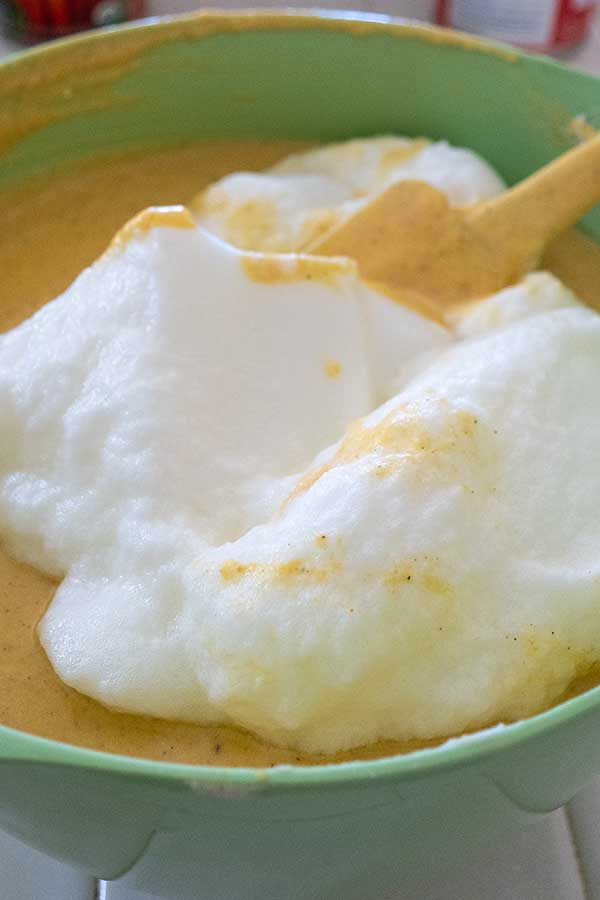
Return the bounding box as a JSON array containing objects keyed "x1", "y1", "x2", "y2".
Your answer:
[{"x1": 1, "y1": 3, "x2": 600, "y2": 897}]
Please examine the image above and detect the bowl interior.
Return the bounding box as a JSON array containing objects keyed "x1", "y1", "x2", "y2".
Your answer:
[
  {"x1": 2, "y1": 12, "x2": 600, "y2": 216},
  {"x1": 2, "y1": 11, "x2": 600, "y2": 785}
]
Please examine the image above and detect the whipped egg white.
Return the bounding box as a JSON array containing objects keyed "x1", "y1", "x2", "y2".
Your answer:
[
  {"x1": 194, "y1": 136, "x2": 506, "y2": 252},
  {"x1": 0, "y1": 137, "x2": 597, "y2": 754}
]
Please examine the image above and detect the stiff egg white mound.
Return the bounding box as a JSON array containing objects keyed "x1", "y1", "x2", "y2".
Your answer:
[
  {"x1": 1, "y1": 137, "x2": 599, "y2": 754},
  {"x1": 0, "y1": 210, "x2": 377, "y2": 570}
]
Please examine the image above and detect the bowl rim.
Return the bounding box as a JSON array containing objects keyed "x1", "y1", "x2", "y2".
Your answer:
[
  {"x1": 2, "y1": 7, "x2": 600, "y2": 790},
  {"x1": 2, "y1": 683, "x2": 600, "y2": 788},
  {"x1": 0, "y1": 6, "x2": 524, "y2": 71}
]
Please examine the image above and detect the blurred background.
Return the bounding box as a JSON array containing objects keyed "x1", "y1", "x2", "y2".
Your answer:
[{"x1": 1, "y1": 0, "x2": 598, "y2": 65}]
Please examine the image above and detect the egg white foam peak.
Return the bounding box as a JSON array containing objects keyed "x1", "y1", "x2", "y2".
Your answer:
[
  {"x1": 1, "y1": 137, "x2": 599, "y2": 755},
  {"x1": 194, "y1": 136, "x2": 506, "y2": 252}
]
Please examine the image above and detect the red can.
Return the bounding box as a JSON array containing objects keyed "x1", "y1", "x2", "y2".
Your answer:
[
  {"x1": 0, "y1": 0, "x2": 145, "y2": 41},
  {"x1": 436, "y1": 0, "x2": 597, "y2": 52}
]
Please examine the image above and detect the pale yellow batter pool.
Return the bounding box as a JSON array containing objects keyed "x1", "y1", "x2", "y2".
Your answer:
[{"x1": 1, "y1": 139, "x2": 599, "y2": 766}]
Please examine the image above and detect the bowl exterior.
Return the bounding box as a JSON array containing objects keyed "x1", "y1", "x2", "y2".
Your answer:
[{"x1": 0, "y1": 698, "x2": 598, "y2": 898}]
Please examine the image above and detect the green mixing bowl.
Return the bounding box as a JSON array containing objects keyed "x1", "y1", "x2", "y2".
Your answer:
[{"x1": 2, "y1": 11, "x2": 600, "y2": 898}]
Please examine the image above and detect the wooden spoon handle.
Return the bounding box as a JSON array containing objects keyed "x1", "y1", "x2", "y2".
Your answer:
[{"x1": 469, "y1": 135, "x2": 600, "y2": 264}]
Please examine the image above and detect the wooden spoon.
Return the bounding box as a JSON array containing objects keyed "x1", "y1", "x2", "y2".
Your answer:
[{"x1": 309, "y1": 135, "x2": 600, "y2": 314}]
